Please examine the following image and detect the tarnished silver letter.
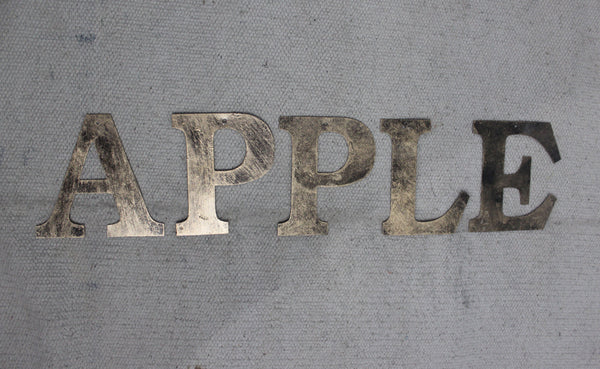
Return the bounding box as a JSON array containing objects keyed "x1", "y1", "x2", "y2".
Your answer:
[
  {"x1": 381, "y1": 119, "x2": 469, "y2": 235},
  {"x1": 173, "y1": 113, "x2": 275, "y2": 235},
  {"x1": 278, "y1": 116, "x2": 376, "y2": 236},
  {"x1": 36, "y1": 114, "x2": 164, "y2": 238},
  {"x1": 469, "y1": 121, "x2": 561, "y2": 232}
]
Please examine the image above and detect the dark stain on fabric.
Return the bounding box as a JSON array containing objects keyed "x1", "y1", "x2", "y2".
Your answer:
[
  {"x1": 22, "y1": 147, "x2": 34, "y2": 166},
  {"x1": 76, "y1": 33, "x2": 96, "y2": 45},
  {"x1": 461, "y1": 288, "x2": 471, "y2": 308}
]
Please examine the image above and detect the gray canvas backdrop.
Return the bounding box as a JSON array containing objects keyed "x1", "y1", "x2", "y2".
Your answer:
[{"x1": 0, "y1": 0, "x2": 599, "y2": 368}]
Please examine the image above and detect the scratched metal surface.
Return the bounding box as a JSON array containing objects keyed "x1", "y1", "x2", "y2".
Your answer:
[{"x1": 1, "y1": 1, "x2": 599, "y2": 368}]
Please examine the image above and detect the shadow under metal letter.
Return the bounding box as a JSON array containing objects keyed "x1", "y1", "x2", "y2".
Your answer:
[
  {"x1": 278, "y1": 116, "x2": 376, "y2": 236},
  {"x1": 173, "y1": 113, "x2": 275, "y2": 235},
  {"x1": 36, "y1": 114, "x2": 164, "y2": 238},
  {"x1": 381, "y1": 119, "x2": 469, "y2": 235}
]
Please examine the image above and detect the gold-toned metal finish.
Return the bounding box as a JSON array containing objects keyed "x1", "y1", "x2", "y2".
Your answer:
[
  {"x1": 36, "y1": 114, "x2": 164, "y2": 238},
  {"x1": 277, "y1": 116, "x2": 376, "y2": 236},
  {"x1": 381, "y1": 119, "x2": 469, "y2": 235},
  {"x1": 172, "y1": 113, "x2": 275, "y2": 235},
  {"x1": 469, "y1": 121, "x2": 561, "y2": 232}
]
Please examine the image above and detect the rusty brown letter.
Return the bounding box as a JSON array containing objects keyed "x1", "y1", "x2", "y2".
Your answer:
[
  {"x1": 36, "y1": 114, "x2": 164, "y2": 238},
  {"x1": 469, "y1": 121, "x2": 561, "y2": 232},
  {"x1": 381, "y1": 119, "x2": 469, "y2": 235},
  {"x1": 173, "y1": 113, "x2": 275, "y2": 235},
  {"x1": 278, "y1": 116, "x2": 376, "y2": 236}
]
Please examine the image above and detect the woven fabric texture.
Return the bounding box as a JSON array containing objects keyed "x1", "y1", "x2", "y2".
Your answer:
[{"x1": 1, "y1": 1, "x2": 599, "y2": 368}]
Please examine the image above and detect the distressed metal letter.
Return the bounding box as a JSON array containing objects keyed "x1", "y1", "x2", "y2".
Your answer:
[
  {"x1": 278, "y1": 116, "x2": 376, "y2": 236},
  {"x1": 36, "y1": 114, "x2": 164, "y2": 238},
  {"x1": 469, "y1": 121, "x2": 561, "y2": 232},
  {"x1": 381, "y1": 119, "x2": 469, "y2": 235},
  {"x1": 173, "y1": 113, "x2": 275, "y2": 235}
]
